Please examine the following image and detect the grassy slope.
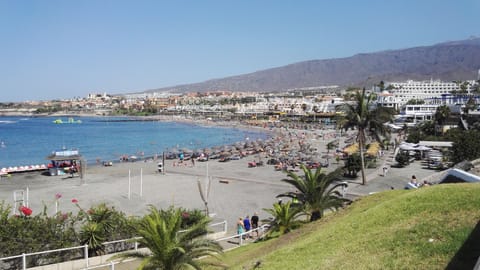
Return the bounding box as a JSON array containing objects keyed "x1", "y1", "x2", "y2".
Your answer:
[{"x1": 217, "y1": 184, "x2": 480, "y2": 270}]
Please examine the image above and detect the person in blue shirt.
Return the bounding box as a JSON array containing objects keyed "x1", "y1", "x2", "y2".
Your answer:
[{"x1": 243, "y1": 215, "x2": 251, "y2": 239}]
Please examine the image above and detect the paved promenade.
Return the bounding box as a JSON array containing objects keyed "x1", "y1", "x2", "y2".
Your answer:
[{"x1": 345, "y1": 147, "x2": 442, "y2": 197}]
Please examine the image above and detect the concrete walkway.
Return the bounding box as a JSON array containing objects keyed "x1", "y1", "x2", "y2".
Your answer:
[{"x1": 344, "y1": 146, "x2": 443, "y2": 196}]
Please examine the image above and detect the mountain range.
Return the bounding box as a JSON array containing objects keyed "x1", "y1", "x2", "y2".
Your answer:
[{"x1": 142, "y1": 37, "x2": 480, "y2": 94}]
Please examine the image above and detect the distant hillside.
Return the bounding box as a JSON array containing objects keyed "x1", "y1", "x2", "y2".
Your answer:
[{"x1": 142, "y1": 38, "x2": 480, "y2": 94}]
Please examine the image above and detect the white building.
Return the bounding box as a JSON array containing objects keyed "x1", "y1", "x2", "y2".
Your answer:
[
  {"x1": 402, "y1": 104, "x2": 440, "y2": 123},
  {"x1": 379, "y1": 80, "x2": 476, "y2": 109},
  {"x1": 376, "y1": 90, "x2": 397, "y2": 109},
  {"x1": 377, "y1": 79, "x2": 478, "y2": 124}
]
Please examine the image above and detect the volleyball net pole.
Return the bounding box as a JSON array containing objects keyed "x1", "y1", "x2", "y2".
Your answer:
[
  {"x1": 128, "y1": 170, "x2": 131, "y2": 200},
  {"x1": 140, "y1": 168, "x2": 143, "y2": 197},
  {"x1": 127, "y1": 169, "x2": 144, "y2": 200}
]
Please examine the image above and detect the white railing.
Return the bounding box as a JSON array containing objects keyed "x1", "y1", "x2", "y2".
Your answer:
[
  {"x1": 0, "y1": 245, "x2": 89, "y2": 270},
  {"x1": 0, "y1": 220, "x2": 227, "y2": 270},
  {"x1": 82, "y1": 223, "x2": 270, "y2": 270},
  {"x1": 177, "y1": 220, "x2": 227, "y2": 236},
  {"x1": 82, "y1": 258, "x2": 138, "y2": 270},
  {"x1": 215, "y1": 224, "x2": 269, "y2": 247}
]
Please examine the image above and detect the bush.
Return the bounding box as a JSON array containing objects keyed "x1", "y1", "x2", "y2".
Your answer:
[
  {"x1": 0, "y1": 201, "x2": 139, "y2": 262},
  {"x1": 366, "y1": 160, "x2": 377, "y2": 168},
  {"x1": 344, "y1": 154, "x2": 361, "y2": 177},
  {"x1": 395, "y1": 152, "x2": 410, "y2": 167},
  {"x1": 179, "y1": 208, "x2": 206, "y2": 229}
]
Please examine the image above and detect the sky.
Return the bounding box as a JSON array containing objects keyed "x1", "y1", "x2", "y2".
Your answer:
[{"x1": 0, "y1": 0, "x2": 479, "y2": 102}]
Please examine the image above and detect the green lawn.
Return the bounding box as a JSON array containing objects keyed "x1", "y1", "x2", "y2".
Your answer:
[{"x1": 212, "y1": 184, "x2": 480, "y2": 270}]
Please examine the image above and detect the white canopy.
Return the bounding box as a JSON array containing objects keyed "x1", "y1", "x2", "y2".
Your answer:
[
  {"x1": 419, "y1": 141, "x2": 453, "y2": 148},
  {"x1": 415, "y1": 145, "x2": 432, "y2": 151},
  {"x1": 399, "y1": 142, "x2": 432, "y2": 151},
  {"x1": 399, "y1": 142, "x2": 418, "y2": 151}
]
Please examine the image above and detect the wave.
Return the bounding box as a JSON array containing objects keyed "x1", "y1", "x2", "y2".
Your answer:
[{"x1": 0, "y1": 120, "x2": 17, "y2": 124}]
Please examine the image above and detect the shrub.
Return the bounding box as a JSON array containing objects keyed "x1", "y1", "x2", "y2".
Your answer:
[{"x1": 395, "y1": 152, "x2": 410, "y2": 167}]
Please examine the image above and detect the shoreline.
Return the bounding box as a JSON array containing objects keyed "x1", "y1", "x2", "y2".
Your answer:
[
  {"x1": 2, "y1": 113, "x2": 327, "y2": 171},
  {"x1": 0, "y1": 139, "x2": 302, "y2": 229},
  {"x1": 0, "y1": 120, "x2": 441, "y2": 231},
  {"x1": 0, "y1": 114, "x2": 278, "y2": 169},
  {"x1": 0, "y1": 120, "x2": 348, "y2": 228}
]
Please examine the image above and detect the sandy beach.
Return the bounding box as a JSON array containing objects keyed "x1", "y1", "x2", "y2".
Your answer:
[
  {"x1": 0, "y1": 158, "x2": 289, "y2": 229},
  {"x1": 0, "y1": 124, "x2": 346, "y2": 231},
  {"x1": 0, "y1": 122, "x2": 439, "y2": 234}
]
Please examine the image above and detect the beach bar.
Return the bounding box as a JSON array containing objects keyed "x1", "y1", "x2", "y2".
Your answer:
[{"x1": 46, "y1": 149, "x2": 84, "y2": 178}]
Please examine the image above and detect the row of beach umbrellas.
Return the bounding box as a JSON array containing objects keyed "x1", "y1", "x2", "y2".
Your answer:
[{"x1": 167, "y1": 134, "x2": 324, "y2": 165}]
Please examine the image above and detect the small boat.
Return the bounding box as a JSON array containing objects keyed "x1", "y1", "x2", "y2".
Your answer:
[{"x1": 53, "y1": 118, "x2": 82, "y2": 124}]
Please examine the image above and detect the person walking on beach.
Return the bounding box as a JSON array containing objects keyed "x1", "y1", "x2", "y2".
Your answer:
[
  {"x1": 237, "y1": 217, "x2": 245, "y2": 239},
  {"x1": 251, "y1": 212, "x2": 259, "y2": 237},
  {"x1": 243, "y1": 215, "x2": 251, "y2": 239},
  {"x1": 70, "y1": 163, "x2": 76, "y2": 178}
]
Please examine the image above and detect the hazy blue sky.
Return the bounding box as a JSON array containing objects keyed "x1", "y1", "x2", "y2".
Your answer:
[{"x1": 1, "y1": 0, "x2": 479, "y2": 102}]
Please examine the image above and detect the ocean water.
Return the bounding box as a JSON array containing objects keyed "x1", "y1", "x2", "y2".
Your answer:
[{"x1": 0, "y1": 116, "x2": 268, "y2": 168}]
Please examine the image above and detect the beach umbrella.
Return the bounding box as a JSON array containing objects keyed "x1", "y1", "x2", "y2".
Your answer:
[
  {"x1": 234, "y1": 143, "x2": 242, "y2": 150},
  {"x1": 415, "y1": 145, "x2": 432, "y2": 151},
  {"x1": 343, "y1": 143, "x2": 359, "y2": 155},
  {"x1": 399, "y1": 143, "x2": 417, "y2": 151},
  {"x1": 322, "y1": 153, "x2": 335, "y2": 159},
  {"x1": 366, "y1": 142, "x2": 380, "y2": 156},
  {"x1": 182, "y1": 148, "x2": 193, "y2": 153}
]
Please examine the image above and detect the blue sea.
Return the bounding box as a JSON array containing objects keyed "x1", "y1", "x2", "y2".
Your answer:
[{"x1": 0, "y1": 116, "x2": 268, "y2": 168}]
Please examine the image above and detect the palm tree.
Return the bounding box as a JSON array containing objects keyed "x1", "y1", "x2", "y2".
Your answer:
[
  {"x1": 334, "y1": 108, "x2": 349, "y2": 135},
  {"x1": 313, "y1": 105, "x2": 319, "y2": 123},
  {"x1": 80, "y1": 203, "x2": 116, "y2": 256},
  {"x1": 80, "y1": 222, "x2": 106, "y2": 256},
  {"x1": 435, "y1": 105, "x2": 451, "y2": 126},
  {"x1": 337, "y1": 88, "x2": 393, "y2": 185},
  {"x1": 117, "y1": 206, "x2": 223, "y2": 270},
  {"x1": 278, "y1": 165, "x2": 349, "y2": 221},
  {"x1": 434, "y1": 105, "x2": 451, "y2": 135},
  {"x1": 263, "y1": 201, "x2": 303, "y2": 236},
  {"x1": 463, "y1": 96, "x2": 476, "y2": 115},
  {"x1": 326, "y1": 141, "x2": 337, "y2": 153}
]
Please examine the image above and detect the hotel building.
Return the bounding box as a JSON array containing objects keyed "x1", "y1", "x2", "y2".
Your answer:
[{"x1": 377, "y1": 79, "x2": 478, "y2": 123}]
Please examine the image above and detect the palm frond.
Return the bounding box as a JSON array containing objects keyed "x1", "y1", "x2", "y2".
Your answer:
[
  {"x1": 120, "y1": 206, "x2": 222, "y2": 269},
  {"x1": 278, "y1": 164, "x2": 350, "y2": 222}
]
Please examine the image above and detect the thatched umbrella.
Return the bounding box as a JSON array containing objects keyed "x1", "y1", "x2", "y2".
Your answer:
[
  {"x1": 181, "y1": 148, "x2": 193, "y2": 154},
  {"x1": 343, "y1": 143, "x2": 359, "y2": 155}
]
